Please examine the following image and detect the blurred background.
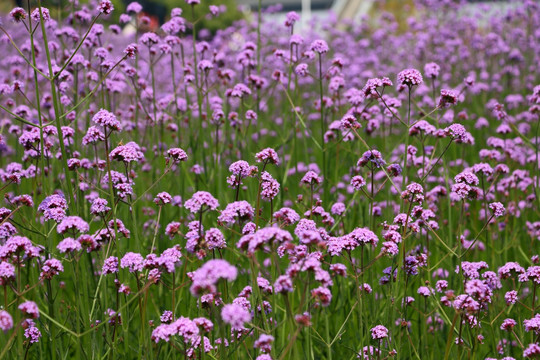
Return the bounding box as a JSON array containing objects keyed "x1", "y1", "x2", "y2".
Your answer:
[{"x1": 1, "y1": 0, "x2": 511, "y2": 32}]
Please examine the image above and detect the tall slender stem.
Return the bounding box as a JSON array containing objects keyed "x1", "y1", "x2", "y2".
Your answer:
[
  {"x1": 318, "y1": 54, "x2": 327, "y2": 201},
  {"x1": 402, "y1": 86, "x2": 412, "y2": 194},
  {"x1": 38, "y1": 1, "x2": 74, "y2": 206}
]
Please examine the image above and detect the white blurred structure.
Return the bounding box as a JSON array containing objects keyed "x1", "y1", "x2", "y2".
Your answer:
[
  {"x1": 333, "y1": 0, "x2": 374, "y2": 22},
  {"x1": 236, "y1": 0, "x2": 511, "y2": 30},
  {"x1": 236, "y1": 0, "x2": 336, "y2": 30},
  {"x1": 301, "y1": 0, "x2": 312, "y2": 28}
]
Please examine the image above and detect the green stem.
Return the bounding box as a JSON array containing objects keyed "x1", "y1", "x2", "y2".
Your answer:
[
  {"x1": 318, "y1": 54, "x2": 327, "y2": 201},
  {"x1": 37, "y1": 1, "x2": 74, "y2": 206}
]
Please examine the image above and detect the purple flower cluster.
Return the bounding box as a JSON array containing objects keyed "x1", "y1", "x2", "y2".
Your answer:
[
  {"x1": 38, "y1": 194, "x2": 68, "y2": 222},
  {"x1": 397, "y1": 68, "x2": 423, "y2": 87},
  {"x1": 184, "y1": 191, "x2": 219, "y2": 213},
  {"x1": 221, "y1": 303, "x2": 251, "y2": 330},
  {"x1": 188, "y1": 260, "x2": 237, "y2": 296},
  {"x1": 218, "y1": 201, "x2": 254, "y2": 226}
]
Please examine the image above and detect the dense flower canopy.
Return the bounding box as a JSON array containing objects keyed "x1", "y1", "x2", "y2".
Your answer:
[{"x1": 0, "y1": 0, "x2": 538, "y2": 359}]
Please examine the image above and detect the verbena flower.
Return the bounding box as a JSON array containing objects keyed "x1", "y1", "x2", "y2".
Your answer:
[
  {"x1": 9, "y1": 7, "x2": 27, "y2": 22},
  {"x1": 221, "y1": 303, "x2": 251, "y2": 330},
  {"x1": 255, "y1": 148, "x2": 280, "y2": 165},
  {"x1": 24, "y1": 326, "x2": 41, "y2": 343},
  {"x1": 120, "y1": 252, "x2": 144, "y2": 273},
  {"x1": 31, "y1": 7, "x2": 50, "y2": 22},
  {"x1": 218, "y1": 201, "x2": 254, "y2": 226},
  {"x1": 98, "y1": 0, "x2": 114, "y2": 15},
  {"x1": 397, "y1": 68, "x2": 423, "y2": 87},
  {"x1": 57, "y1": 238, "x2": 82, "y2": 254},
  {"x1": 92, "y1": 109, "x2": 122, "y2": 131},
  {"x1": 57, "y1": 216, "x2": 89, "y2": 234},
  {"x1": 126, "y1": 2, "x2": 143, "y2": 13},
  {"x1": 102, "y1": 256, "x2": 119, "y2": 275},
  {"x1": 189, "y1": 259, "x2": 237, "y2": 296},
  {"x1": 438, "y1": 89, "x2": 459, "y2": 108},
  {"x1": 40, "y1": 258, "x2": 64, "y2": 280},
  {"x1": 0, "y1": 261, "x2": 15, "y2": 284},
  {"x1": 424, "y1": 62, "x2": 440, "y2": 78},
  {"x1": 284, "y1": 11, "x2": 300, "y2": 27},
  {"x1": 310, "y1": 40, "x2": 329, "y2": 54},
  {"x1": 370, "y1": 325, "x2": 389, "y2": 339},
  {"x1": 0, "y1": 310, "x2": 13, "y2": 332},
  {"x1": 19, "y1": 301, "x2": 39, "y2": 319},
  {"x1": 184, "y1": 191, "x2": 219, "y2": 213},
  {"x1": 90, "y1": 198, "x2": 110, "y2": 216}
]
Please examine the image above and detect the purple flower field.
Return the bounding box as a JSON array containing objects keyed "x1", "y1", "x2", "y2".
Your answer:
[{"x1": 0, "y1": 0, "x2": 539, "y2": 359}]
